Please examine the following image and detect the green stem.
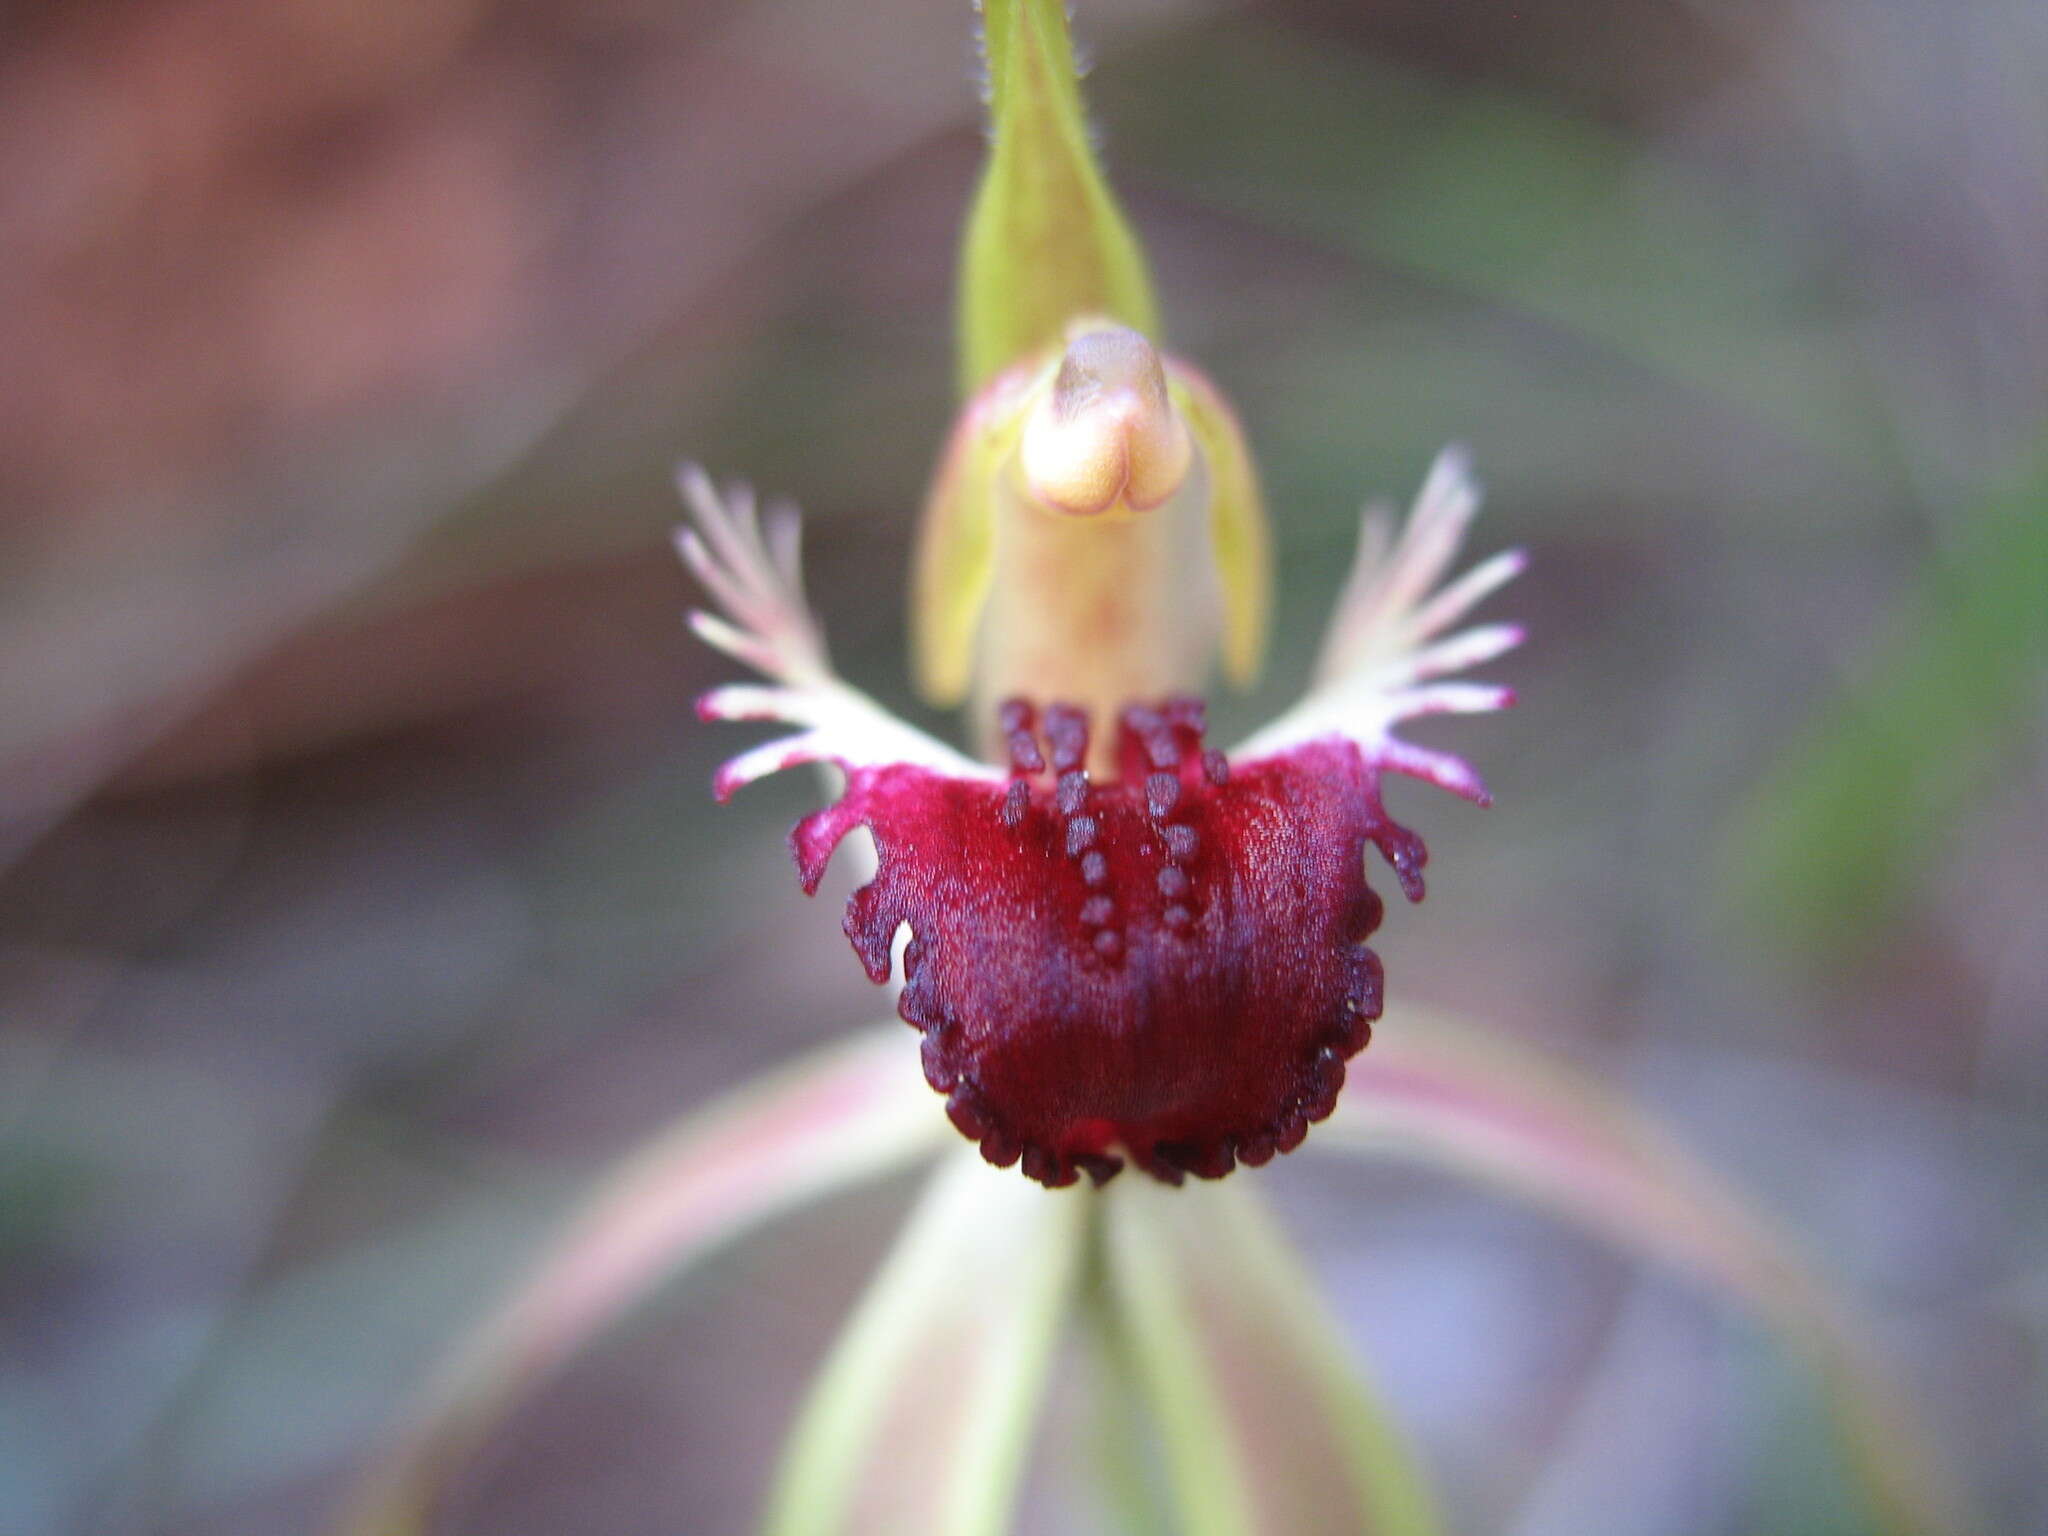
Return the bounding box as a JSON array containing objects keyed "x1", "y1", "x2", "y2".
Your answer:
[{"x1": 958, "y1": 0, "x2": 1161, "y2": 390}]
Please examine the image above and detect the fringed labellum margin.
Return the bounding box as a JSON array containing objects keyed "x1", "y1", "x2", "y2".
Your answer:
[
  {"x1": 794, "y1": 698, "x2": 1426, "y2": 1188},
  {"x1": 682, "y1": 446, "x2": 1519, "y2": 1189}
]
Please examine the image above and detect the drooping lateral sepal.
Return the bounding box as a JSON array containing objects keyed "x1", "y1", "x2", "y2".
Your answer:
[
  {"x1": 1099, "y1": 1177, "x2": 1446, "y2": 1536},
  {"x1": 762, "y1": 1151, "x2": 1086, "y2": 1536},
  {"x1": 336, "y1": 1029, "x2": 947, "y2": 1536}
]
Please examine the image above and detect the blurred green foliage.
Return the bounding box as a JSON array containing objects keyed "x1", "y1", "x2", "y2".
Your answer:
[
  {"x1": 1109, "y1": 24, "x2": 1888, "y2": 472},
  {"x1": 1726, "y1": 432, "x2": 2048, "y2": 956}
]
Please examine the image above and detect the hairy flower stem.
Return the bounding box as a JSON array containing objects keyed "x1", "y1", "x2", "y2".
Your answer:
[{"x1": 960, "y1": 1, "x2": 1159, "y2": 391}]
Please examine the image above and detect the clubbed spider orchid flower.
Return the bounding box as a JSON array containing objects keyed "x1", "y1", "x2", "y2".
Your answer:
[
  {"x1": 683, "y1": 436, "x2": 1515, "y2": 1190},
  {"x1": 342, "y1": 5, "x2": 1969, "y2": 1534}
]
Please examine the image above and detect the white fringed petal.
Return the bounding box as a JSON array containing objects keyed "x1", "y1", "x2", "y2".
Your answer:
[
  {"x1": 1234, "y1": 448, "x2": 1521, "y2": 805},
  {"x1": 677, "y1": 465, "x2": 996, "y2": 799}
]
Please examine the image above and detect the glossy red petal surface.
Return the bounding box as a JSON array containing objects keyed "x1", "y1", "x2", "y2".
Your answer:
[{"x1": 792, "y1": 700, "x2": 1427, "y2": 1187}]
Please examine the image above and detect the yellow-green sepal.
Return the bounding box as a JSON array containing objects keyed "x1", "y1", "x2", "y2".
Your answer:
[
  {"x1": 1169, "y1": 363, "x2": 1272, "y2": 687},
  {"x1": 959, "y1": 0, "x2": 1161, "y2": 393},
  {"x1": 911, "y1": 359, "x2": 1041, "y2": 704}
]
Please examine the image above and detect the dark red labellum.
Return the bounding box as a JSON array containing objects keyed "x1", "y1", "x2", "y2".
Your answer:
[{"x1": 792, "y1": 699, "x2": 1428, "y2": 1187}]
